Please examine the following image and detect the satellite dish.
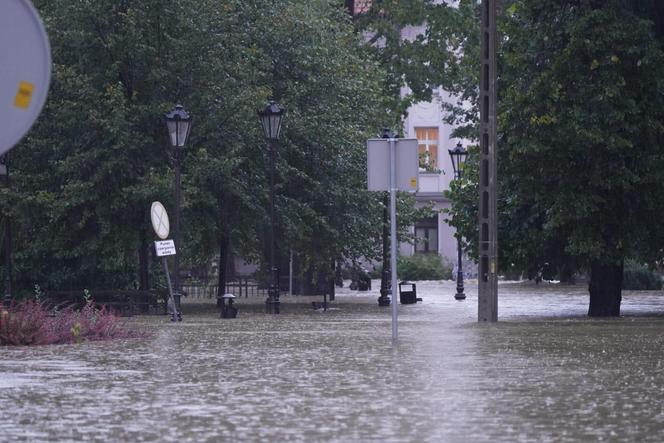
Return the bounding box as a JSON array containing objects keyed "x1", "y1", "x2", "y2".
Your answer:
[
  {"x1": 0, "y1": 0, "x2": 52, "y2": 156},
  {"x1": 151, "y1": 201, "x2": 170, "y2": 240}
]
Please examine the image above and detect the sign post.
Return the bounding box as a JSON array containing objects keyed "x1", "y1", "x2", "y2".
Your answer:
[
  {"x1": 151, "y1": 201, "x2": 181, "y2": 322},
  {"x1": 367, "y1": 136, "x2": 418, "y2": 343}
]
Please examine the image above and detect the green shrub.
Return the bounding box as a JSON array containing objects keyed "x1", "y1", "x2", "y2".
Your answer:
[
  {"x1": 622, "y1": 260, "x2": 662, "y2": 290},
  {"x1": 397, "y1": 254, "x2": 453, "y2": 281}
]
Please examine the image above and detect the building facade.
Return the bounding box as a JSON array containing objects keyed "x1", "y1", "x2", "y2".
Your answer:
[
  {"x1": 349, "y1": 1, "x2": 465, "y2": 267},
  {"x1": 402, "y1": 93, "x2": 461, "y2": 267}
]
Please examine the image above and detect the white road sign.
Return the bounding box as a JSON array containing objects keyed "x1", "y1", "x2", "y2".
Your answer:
[
  {"x1": 155, "y1": 240, "x2": 176, "y2": 257},
  {"x1": 0, "y1": 0, "x2": 52, "y2": 156},
  {"x1": 150, "y1": 201, "x2": 170, "y2": 239}
]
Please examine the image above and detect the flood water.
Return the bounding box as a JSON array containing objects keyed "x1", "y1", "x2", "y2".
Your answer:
[{"x1": 1, "y1": 280, "x2": 664, "y2": 442}]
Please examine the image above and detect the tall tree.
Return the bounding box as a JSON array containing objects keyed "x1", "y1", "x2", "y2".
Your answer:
[
  {"x1": 2, "y1": 0, "x2": 398, "y2": 296},
  {"x1": 447, "y1": 0, "x2": 664, "y2": 316}
]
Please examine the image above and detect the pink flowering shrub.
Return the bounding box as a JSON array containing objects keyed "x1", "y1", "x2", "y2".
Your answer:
[{"x1": 0, "y1": 300, "x2": 138, "y2": 346}]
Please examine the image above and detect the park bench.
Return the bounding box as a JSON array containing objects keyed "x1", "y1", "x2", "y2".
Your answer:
[{"x1": 43, "y1": 290, "x2": 168, "y2": 317}]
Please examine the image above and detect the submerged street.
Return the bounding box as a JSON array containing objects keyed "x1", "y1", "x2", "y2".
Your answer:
[{"x1": 1, "y1": 280, "x2": 664, "y2": 442}]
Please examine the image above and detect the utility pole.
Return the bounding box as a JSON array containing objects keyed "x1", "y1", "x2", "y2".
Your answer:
[{"x1": 478, "y1": 0, "x2": 498, "y2": 322}]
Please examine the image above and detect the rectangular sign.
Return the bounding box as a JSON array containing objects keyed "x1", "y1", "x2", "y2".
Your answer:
[
  {"x1": 367, "y1": 138, "x2": 419, "y2": 192},
  {"x1": 155, "y1": 240, "x2": 176, "y2": 257}
]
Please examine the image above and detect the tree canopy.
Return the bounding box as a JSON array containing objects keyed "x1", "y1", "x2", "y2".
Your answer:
[
  {"x1": 445, "y1": 0, "x2": 664, "y2": 315},
  {"x1": 0, "y1": 0, "x2": 401, "y2": 294}
]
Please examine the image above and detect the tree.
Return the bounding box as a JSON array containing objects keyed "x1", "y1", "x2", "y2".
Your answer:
[
  {"x1": 447, "y1": 0, "x2": 664, "y2": 316},
  {"x1": 3, "y1": 0, "x2": 262, "y2": 292},
  {"x1": 2, "y1": 0, "x2": 400, "y2": 298},
  {"x1": 248, "y1": 0, "x2": 393, "y2": 287},
  {"x1": 352, "y1": 0, "x2": 476, "y2": 126}
]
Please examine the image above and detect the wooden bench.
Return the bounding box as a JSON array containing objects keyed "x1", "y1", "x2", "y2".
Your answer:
[{"x1": 43, "y1": 290, "x2": 168, "y2": 317}]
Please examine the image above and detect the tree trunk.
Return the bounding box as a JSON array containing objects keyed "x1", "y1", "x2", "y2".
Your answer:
[
  {"x1": 216, "y1": 233, "x2": 230, "y2": 305},
  {"x1": 588, "y1": 261, "x2": 623, "y2": 317},
  {"x1": 138, "y1": 227, "x2": 150, "y2": 290}
]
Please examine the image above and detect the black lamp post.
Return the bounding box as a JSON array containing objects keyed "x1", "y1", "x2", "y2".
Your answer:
[
  {"x1": 257, "y1": 101, "x2": 286, "y2": 314},
  {"x1": 448, "y1": 141, "x2": 468, "y2": 301},
  {"x1": 0, "y1": 155, "x2": 11, "y2": 308},
  {"x1": 165, "y1": 104, "x2": 192, "y2": 319}
]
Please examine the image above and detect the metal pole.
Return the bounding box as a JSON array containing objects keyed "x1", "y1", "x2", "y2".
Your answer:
[
  {"x1": 163, "y1": 257, "x2": 179, "y2": 322},
  {"x1": 267, "y1": 138, "x2": 280, "y2": 314},
  {"x1": 173, "y1": 154, "x2": 182, "y2": 316},
  {"x1": 478, "y1": 0, "x2": 498, "y2": 321},
  {"x1": 2, "y1": 155, "x2": 11, "y2": 307},
  {"x1": 389, "y1": 136, "x2": 398, "y2": 343},
  {"x1": 455, "y1": 167, "x2": 466, "y2": 301},
  {"x1": 378, "y1": 192, "x2": 391, "y2": 306},
  {"x1": 455, "y1": 234, "x2": 465, "y2": 300}
]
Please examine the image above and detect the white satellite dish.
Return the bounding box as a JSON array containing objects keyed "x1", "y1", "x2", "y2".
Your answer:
[
  {"x1": 0, "y1": 0, "x2": 52, "y2": 156},
  {"x1": 151, "y1": 201, "x2": 170, "y2": 240}
]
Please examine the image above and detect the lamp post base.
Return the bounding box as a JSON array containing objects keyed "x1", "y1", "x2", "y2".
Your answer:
[
  {"x1": 454, "y1": 291, "x2": 466, "y2": 301},
  {"x1": 266, "y1": 285, "x2": 280, "y2": 314},
  {"x1": 378, "y1": 295, "x2": 391, "y2": 307}
]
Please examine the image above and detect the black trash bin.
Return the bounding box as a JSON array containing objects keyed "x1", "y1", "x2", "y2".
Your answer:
[
  {"x1": 357, "y1": 269, "x2": 371, "y2": 291},
  {"x1": 399, "y1": 282, "x2": 417, "y2": 304},
  {"x1": 218, "y1": 293, "x2": 238, "y2": 318}
]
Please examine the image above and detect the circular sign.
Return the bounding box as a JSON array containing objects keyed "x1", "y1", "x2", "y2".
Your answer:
[
  {"x1": 0, "y1": 0, "x2": 52, "y2": 156},
  {"x1": 150, "y1": 201, "x2": 170, "y2": 240}
]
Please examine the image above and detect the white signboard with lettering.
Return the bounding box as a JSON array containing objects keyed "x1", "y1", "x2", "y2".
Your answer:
[{"x1": 155, "y1": 240, "x2": 176, "y2": 257}]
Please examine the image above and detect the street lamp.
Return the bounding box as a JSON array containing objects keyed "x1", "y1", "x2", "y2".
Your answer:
[
  {"x1": 164, "y1": 104, "x2": 192, "y2": 320},
  {"x1": 257, "y1": 101, "x2": 286, "y2": 314},
  {"x1": 448, "y1": 141, "x2": 468, "y2": 301}
]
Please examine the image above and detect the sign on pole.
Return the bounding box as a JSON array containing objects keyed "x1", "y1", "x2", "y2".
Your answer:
[
  {"x1": 155, "y1": 239, "x2": 176, "y2": 257},
  {"x1": 366, "y1": 136, "x2": 419, "y2": 344},
  {"x1": 149, "y1": 201, "x2": 180, "y2": 320},
  {"x1": 0, "y1": 0, "x2": 52, "y2": 156},
  {"x1": 150, "y1": 201, "x2": 170, "y2": 239},
  {"x1": 367, "y1": 138, "x2": 419, "y2": 192}
]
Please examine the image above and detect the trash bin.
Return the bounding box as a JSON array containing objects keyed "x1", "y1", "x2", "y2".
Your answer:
[
  {"x1": 399, "y1": 282, "x2": 417, "y2": 304},
  {"x1": 357, "y1": 269, "x2": 371, "y2": 291},
  {"x1": 218, "y1": 293, "x2": 238, "y2": 318}
]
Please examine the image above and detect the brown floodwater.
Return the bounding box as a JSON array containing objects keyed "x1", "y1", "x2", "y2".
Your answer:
[{"x1": 1, "y1": 280, "x2": 664, "y2": 442}]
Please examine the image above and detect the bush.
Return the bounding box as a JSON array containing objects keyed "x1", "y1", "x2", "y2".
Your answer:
[
  {"x1": 0, "y1": 300, "x2": 138, "y2": 346},
  {"x1": 397, "y1": 254, "x2": 453, "y2": 281},
  {"x1": 622, "y1": 260, "x2": 662, "y2": 290}
]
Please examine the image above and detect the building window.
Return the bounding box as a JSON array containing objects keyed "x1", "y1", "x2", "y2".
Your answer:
[
  {"x1": 415, "y1": 127, "x2": 439, "y2": 171},
  {"x1": 415, "y1": 216, "x2": 438, "y2": 253}
]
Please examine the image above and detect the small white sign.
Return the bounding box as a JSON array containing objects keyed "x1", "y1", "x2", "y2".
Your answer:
[
  {"x1": 151, "y1": 201, "x2": 170, "y2": 239},
  {"x1": 155, "y1": 240, "x2": 176, "y2": 257}
]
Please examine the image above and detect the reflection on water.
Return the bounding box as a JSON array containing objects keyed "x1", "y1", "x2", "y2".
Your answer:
[{"x1": 1, "y1": 280, "x2": 664, "y2": 442}]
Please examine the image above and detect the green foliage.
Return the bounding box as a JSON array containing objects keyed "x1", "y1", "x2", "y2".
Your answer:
[
  {"x1": 622, "y1": 260, "x2": 662, "y2": 290},
  {"x1": 397, "y1": 253, "x2": 453, "y2": 281},
  {"x1": 446, "y1": 0, "x2": 664, "y2": 287},
  {"x1": 354, "y1": 0, "x2": 477, "y2": 126},
  {"x1": 3, "y1": 0, "x2": 398, "y2": 293}
]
